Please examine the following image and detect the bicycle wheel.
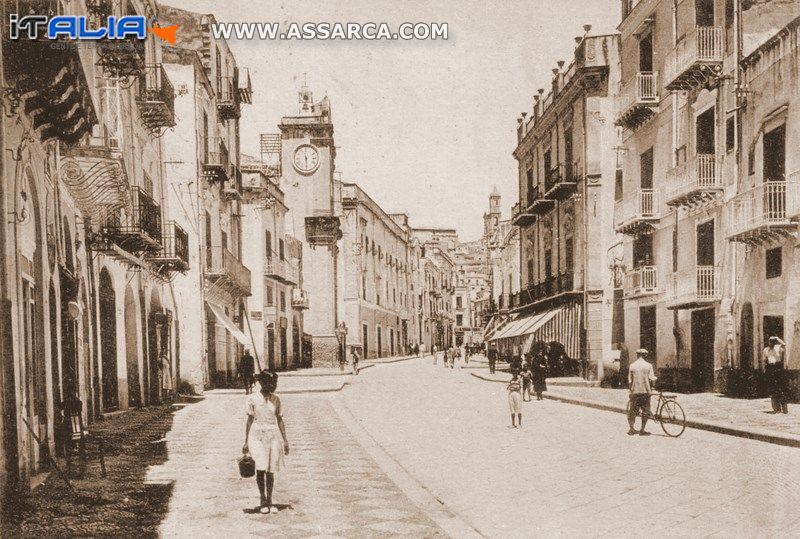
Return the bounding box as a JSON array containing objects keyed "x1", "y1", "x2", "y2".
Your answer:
[{"x1": 658, "y1": 400, "x2": 686, "y2": 437}]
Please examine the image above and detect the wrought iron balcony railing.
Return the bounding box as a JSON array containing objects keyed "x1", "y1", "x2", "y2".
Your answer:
[
  {"x1": 666, "y1": 154, "x2": 723, "y2": 207},
  {"x1": 291, "y1": 288, "x2": 309, "y2": 309},
  {"x1": 728, "y1": 180, "x2": 796, "y2": 245},
  {"x1": 617, "y1": 72, "x2": 659, "y2": 131},
  {"x1": 101, "y1": 187, "x2": 162, "y2": 253},
  {"x1": 624, "y1": 265, "x2": 659, "y2": 298},
  {"x1": 137, "y1": 64, "x2": 175, "y2": 131},
  {"x1": 217, "y1": 76, "x2": 241, "y2": 121},
  {"x1": 614, "y1": 188, "x2": 659, "y2": 234},
  {"x1": 148, "y1": 221, "x2": 189, "y2": 273},
  {"x1": 664, "y1": 26, "x2": 724, "y2": 91},
  {"x1": 668, "y1": 265, "x2": 720, "y2": 309},
  {"x1": 205, "y1": 246, "x2": 252, "y2": 297},
  {"x1": 202, "y1": 137, "x2": 231, "y2": 183}
]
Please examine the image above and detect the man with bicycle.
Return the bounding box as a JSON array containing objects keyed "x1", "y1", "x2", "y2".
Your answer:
[{"x1": 628, "y1": 348, "x2": 657, "y2": 436}]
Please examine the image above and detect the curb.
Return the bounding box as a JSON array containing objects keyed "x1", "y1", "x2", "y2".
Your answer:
[
  {"x1": 281, "y1": 364, "x2": 376, "y2": 377},
  {"x1": 277, "y1": 382, "x2": 349, "y2": 394},
  {"x1": 370, "y1": 355, "x2": 418, "y2": 365},
  {"x1": 470, "y1": 372, "x2": 800, "y2": 448},
  {"x1": 542, "y1": 392, "x2": 800, "y2": 448}
]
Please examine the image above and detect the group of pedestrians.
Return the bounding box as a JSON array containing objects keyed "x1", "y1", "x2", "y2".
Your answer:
[
  {"x1": 433, "y1": 345, "x2": 464, "y2": 368},
  {"x1": 506, "y1": 347, "x2": 549, "y2": 428}
]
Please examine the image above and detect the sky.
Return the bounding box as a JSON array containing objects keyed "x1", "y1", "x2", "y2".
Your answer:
[{"x1": 163, "y1": 0, "x2": 620, "y2": 241}]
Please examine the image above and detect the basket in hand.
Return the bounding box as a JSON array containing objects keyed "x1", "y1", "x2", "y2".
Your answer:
[{"x1": 238, "y1": 453, "x2": 255, "y2": 478}]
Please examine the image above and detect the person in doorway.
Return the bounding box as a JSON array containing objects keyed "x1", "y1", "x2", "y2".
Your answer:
[
  {"x1": 243, "y1": 370, "x2": 290, "y2": 514},
  {"x1": 159, "y1": 353, "x2": 173, "y2": 403},
  {"x1": 507, "y1": 373, "x2": 523, "y2": 428},
  {"x1": 239, "y1": 349, "x2": 256, "y2": 395},
  {"x1": 627, "y1": 349, "x2": 657, "y2": 436},
  {"x1": 351, "y1": 347, "x2": 361, "y2": 375},
  {"x1": 763, "y1": 336, "x2": 788, "y2": 414}
]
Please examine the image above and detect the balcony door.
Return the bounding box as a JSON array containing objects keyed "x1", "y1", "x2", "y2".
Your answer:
[
  {"x1": 639, "y1": 306, "x2": 657, "y2": 366},
  {"x1": 640, "y1": 148, "x2": 654, "y2": 190},
  {"x1": 696, "y1": 219, "x2": 714, "y2": 266},
  {"x1": 696, "y1": 107, "x2": 715, "y2": 155},
  {"x1": 633, "y1": 234, "x2": 653, "y2": 268},
  {"x1": 639, "y1": 32, "x2": 653, "y2": 72},
  {"x1": 763, "y1": 124, "x2": 785, "y2": 182},
  {"x1": 695, "y1": 0, "x2": 715, "y2": 26}
]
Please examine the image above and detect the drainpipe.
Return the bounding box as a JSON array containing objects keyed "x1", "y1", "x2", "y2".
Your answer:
[{"x1": 582, "y1": 95, "x2": 597, "y2": 382}]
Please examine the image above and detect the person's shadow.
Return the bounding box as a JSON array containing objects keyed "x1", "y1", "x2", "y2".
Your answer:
[{"x1": 243, "y1": 503, "x2": 293, "y2": 514}]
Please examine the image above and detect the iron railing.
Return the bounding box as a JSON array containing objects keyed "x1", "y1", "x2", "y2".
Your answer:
[
  {"x1": 664, "y1": 26, "x2": 723, "y2": 87},
  {"x1": 728, "y1": 181, "x2": 789, "y2": 237},
  {"x1": 625, "y1": 266, "x2": 658, "y2": 297},
  {"x1": 636, "y1": 71, "x2": 659, "y2": 103}
]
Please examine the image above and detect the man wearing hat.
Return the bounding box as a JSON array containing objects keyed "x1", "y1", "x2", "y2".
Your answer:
[{"x1": 627, "y1": 348, "x2": 657, "y2": 435}]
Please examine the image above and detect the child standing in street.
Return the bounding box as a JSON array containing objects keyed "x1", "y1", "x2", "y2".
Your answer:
[
  {"x1": 507, "y1": 373, "x2": 523, "y2": 428},
  {"x1": 521, "y1": 361, "x2": 532, "y2": 402}
]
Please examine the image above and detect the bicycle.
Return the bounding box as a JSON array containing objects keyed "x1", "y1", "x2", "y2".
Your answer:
[{"x1": 626, "y1": 389, "x2": 686, "y2": 437}]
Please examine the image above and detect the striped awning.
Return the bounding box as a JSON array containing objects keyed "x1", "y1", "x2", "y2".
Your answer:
[
  {"x1": 530, "y1": 302, "x2": 582, "y2": 358},
  {"x1": 490, "y1": 302, "x2": 582, "y2": 359}
]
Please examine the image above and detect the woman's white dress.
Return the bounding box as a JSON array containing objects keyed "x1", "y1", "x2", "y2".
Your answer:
[{"x1": 246, "y1": 393, "x2": 285, "y2": 472}]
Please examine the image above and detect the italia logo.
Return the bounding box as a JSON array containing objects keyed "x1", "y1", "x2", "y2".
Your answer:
[{"x1": 9, "y1": 14, "x2": 179, "y2": 44}]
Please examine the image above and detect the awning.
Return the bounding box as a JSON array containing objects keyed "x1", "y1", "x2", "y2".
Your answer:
[
  {"x1": 489, "y1": 302, "x2": 582, "y2": 359},
  {"x1": 483, "y1": 314, "x2": 509, "y2": 341},
  {"x1": 206, "y1": 301, "x2": 250, "y2": 346}
]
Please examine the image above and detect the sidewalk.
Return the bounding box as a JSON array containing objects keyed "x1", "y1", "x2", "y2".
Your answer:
[{"x1": 471, "y1": 370, "x2": 800, "y2": 447}]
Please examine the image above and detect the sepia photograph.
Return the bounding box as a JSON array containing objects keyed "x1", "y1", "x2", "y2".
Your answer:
[{"x1": 1, "y1": 0, "x2": 800, "y2": 536}]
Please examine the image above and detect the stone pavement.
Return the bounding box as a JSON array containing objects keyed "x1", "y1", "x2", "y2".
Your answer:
[
  {"x1": 468, "y1": 364, "x2": 800, "y2": 446},
  {"x1": 147, "y1": 390, "x2": 448, "y2": 537},
  {"x1": 340, "y1": 357, "x2": 800, "y2": 537}
]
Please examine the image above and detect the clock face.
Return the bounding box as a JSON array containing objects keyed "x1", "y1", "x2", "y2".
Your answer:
[{"x1": 293, "y1": 144, "x2": 320, "y2": 174}]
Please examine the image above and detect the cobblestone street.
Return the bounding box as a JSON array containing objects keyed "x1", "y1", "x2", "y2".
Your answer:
[
  {"x1": 149, "y1": 387, "x2": 450, "y2": 537},
  {"x1": 144, "y1": 357, "x2": 800, "y2": 537}
]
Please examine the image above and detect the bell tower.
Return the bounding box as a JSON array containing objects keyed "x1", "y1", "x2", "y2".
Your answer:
[{"x1": 279, "y1": 86, "x2": 342, "y2": 365}]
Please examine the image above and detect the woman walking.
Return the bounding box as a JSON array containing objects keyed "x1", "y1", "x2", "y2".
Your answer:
[
  {"x1": 243, "y1": 371, "x2": 290, "y2": 514},
  {"x1": 532, "y1": 341, "x2": 548, "y2": 401},
  {"x1": 507, "y1": 373, "x2": 523, "y2": 428}
]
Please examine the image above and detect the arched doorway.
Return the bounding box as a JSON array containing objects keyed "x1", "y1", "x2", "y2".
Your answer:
[
  {"x1": 98, "y1": 268, "x2": 118, "y2": 411},
  {"x1": 124, "y1": 286, "x2": 141, "y2": 407},
  {"x1": 19, "y1": 169, "x2": 48, "y2": 471}
]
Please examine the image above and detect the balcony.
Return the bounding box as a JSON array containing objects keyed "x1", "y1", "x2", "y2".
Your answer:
[
  {"x1": 5, "y1": 30, "x2": 97, "y2": 145},
  {"x1": 513, "y1": 272, "x2": 576, "y2": 310},
  {"x1": 60, "y1": 142, "x2": 129, "y2": 223},
  {"x1": 222, "y1": 166, "x2": 242, "y2": 201},
  {"x1": 666, "y1": 154, "x2": 724, "y2": 208},
  {"x1": 728, "y1": 181, "x2": 796, "y2": 245},
  {"x1": 265, "y1": 257, "x2": 298, "y2": 285},
  {"x1": 544, "y1": 164, "x2": 579, "y2": 201},
  {"x1": 205, "y1": 246, "x2": 252, "y2": 297},
  {"x1": 667, "y1": 266, "x2": 721, "y2": 310},
  {"x1": 664, "y1": 26, "x2": 724, "y2": 91},
  {"x1": 137, "y1": 64, "x2": 176, "y2": 132},
  {"x1": 202, "y1": 137, "x2": 231, "y2": 184},
  {"x1": 512, "y1": 201, "x2": 536, "y2": 227},
  {"x1": 614, "y1": 189, "x2": 660, "y2": 235},
  {"x1": 89, "y1": 0, "x2": 145, "y2": 78},
  {"x1": 148, "y1": 221, "x2": 190, "y2": 273},
  {"x1": 624, "y1": 266, "x2": 659, "y2": 298},
  {"x1": 528, "y1": 185, "x2": 555, "y2": 216},
  {"x1": 217, "y1": 76, "x2": 241, "y2": 121},
  {"x1": 305, "y1": 215, "x2": 342, "y2": 246},
  {"x1": 616, "y1": 72, "x2": 659, "y2": 131},
  {"x1": 291, "y1": 288, "x2": 309, "y2": 310},
  {"x1": 100, "y1": 187, "x2": 162, "y2": 254}
]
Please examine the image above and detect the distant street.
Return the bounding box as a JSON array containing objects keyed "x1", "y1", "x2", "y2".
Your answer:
[{"x1": 153, "y1": 358, "x2": 800, "y2": 537}]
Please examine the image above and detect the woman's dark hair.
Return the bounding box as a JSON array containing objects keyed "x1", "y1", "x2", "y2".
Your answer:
[{"x1": 257, "y1": 370, "x2": 278, "y2": 393}]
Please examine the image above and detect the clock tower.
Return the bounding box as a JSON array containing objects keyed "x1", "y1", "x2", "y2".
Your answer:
[{"x1": 279, "y1": 87, "x2": 342, "y2": 365}]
